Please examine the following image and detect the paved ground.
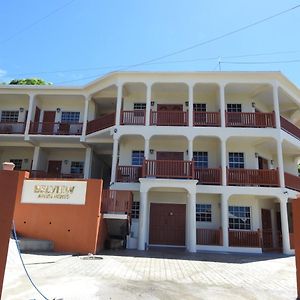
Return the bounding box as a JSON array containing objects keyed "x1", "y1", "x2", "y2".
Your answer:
[{"x1": 2, "y1": 241, "x2": 297, "y2": 300}]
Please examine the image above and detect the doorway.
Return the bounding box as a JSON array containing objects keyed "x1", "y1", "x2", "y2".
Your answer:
[
  {"x1": 258, "y1": 157, "x2": 268, "y2": 170},
  {"x1": 42, "y1": 111, "x2": 56, "y2": 134},
  {"x1": 47, "y1": 160, "x2": 62, "y2": 177},
  {"x1": 261, "y1": 209, "x2": 273, "y2": 250}
]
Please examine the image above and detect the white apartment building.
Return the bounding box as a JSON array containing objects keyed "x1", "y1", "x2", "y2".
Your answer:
[{"x1": 1, "y1": 71, "x2": 300, "y2": 255}]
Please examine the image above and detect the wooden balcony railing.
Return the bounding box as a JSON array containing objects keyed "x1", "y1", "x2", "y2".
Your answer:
[
  {"x1": 0, "y1": 122, "x2": 26, "y2": 134},
  {"x1": 284, "y1": 172, "x2": 300, "y2": 192},
  {"x1": 29, "y1": 122, "x2": 83, "y2": 135},
  {"x1": 226, "y1": 112, "x2": 275, "y2": 128},
  {"x1": 142, "y1": 159, "x2": 194, "y2": 179},
  {"x1": 121, "y1": 110, "x2": 145, "y2": 125},
  {"x1": 86, "y1": 113, "x2": 115, "y2": 135},
  {"x1": 280, "y1": 116, "x2": 300, "y2": 140},
  {"x1": 194, "y1": 168, "x2": 222, "y2": 185},
  {"x1": 101, "y1": 189, "x2": 132, "y2": 214},
  {"x1": 196, "y1": 228, "x2": 222, "y2": 246},
  {"x1": 227, "y1": 168, "x2": 279, "y2": 187},
  {"x1": 29, "y1": 170, "x2": 84, "y2": 179},
  {"x1": 229, "y1": 229, "x2": 261, "y2": 248},
  {"x1": 193, "y1": 112, "x2": 221, "y2": 127},
  {"x1": 150, "y1": 110, "x2": 188, "y2": 126},
  {"x1": 116, "y1": 165, "x2": 142, "y2": 183}
]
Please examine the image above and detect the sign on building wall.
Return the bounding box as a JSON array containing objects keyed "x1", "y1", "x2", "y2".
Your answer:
[{"x1": 21, "y1": 180, "x2": 87, "y2": 205}]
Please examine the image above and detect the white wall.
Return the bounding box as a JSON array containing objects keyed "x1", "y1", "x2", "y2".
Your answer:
[
  {"x1": 0, "y1": 147, "x2": 34, "y2": 170},
  {"x1": 194, "y1": 138, "x2": 221, "y2": 168}
]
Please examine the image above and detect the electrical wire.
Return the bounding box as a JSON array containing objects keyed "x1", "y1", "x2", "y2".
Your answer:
[
  {"x1": 221, "y1": 59, "x2": 300, "y2": 65},
  {"x1": 12, "y1": 221, "x2": 50, "y2": 300}
]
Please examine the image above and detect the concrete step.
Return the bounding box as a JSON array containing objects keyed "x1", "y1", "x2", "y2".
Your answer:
[{"x1": 17, "y1": 238, "x2": 54, "y2": 252}]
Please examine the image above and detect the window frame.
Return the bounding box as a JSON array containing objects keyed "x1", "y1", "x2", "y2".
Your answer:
[
  {"x1": 228, "y1": 206, "x2": 251, "y2": 230},
  {"x1": 227, "y1": 103, "x2": 242, "y2": 113},
  {"x1": 131, "y1": 150, "x2": 144, "y2": 166},
  {"x1": 196, "y1": 203, "x2": 212, "y2": 222},
  {"x1": 133, "y1": 103, "x2": 146, "y2": 110},
  {"x1": 10, "y1": 159, "x2": 23, "y2": 170},
  {"x1": 193, "y1": 151, "x2": 208, "y2": 168},
  {"x1": 70, "y1": 161, "x2": 84, "y2": 174},
  {"x1": 61, "y1": 111, "x2": 80, "y2": 123},
  {"x1": 228, "y1": 152, "x2": 245, "y2": 169},
  {"x1": 193, "y1": 103, "x2": 207, "y2": 112},
  {"x1": 1, "y1": 111, "x2": 19, "y2": 123},
  {"x1": 131, "y1": 201, "x2": 140, "y2": 219}
]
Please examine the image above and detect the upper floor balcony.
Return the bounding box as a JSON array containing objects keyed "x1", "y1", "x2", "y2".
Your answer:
[
  {"x1": 0, "y1": 122, "x2": 26, "y2": 134},
  {"x1": 29, "y1": 122, "x2": 83, "y2": 135}
]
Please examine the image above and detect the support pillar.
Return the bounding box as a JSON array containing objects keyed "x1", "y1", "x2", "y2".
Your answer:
[
  {"x1": 145, "y1": 83, "x2": 152, "y2": 126},
  {"x1": 185, "y1": 194, "x2": 190, "y2": 251},
  {"x1": 138, "y1": 191, "x2": 148, "y2": 250},
  {"x1": 144, "y1": 138, "x2": 150, "y2": 160},
  {"x1": 188, "y1": 139, "x2": 193, "y2": 161},
  {"x1": 115, "y1": 84, "x2": 123, "y2": 126},
  {"x1": 24, "y1": 94, "x2": 35, "y2": 136},
  {"x1": 276, "y1": 140, "x2": 285, "y2": 188},
  {"x1": 221, "y1": 194, "x2": 229, "y2": 248},
  {"x1": 272, "y1": 82, "x2": 281, "y2": 129},
  {"x1": 84, "y1": 147, "x2": 92, "y2": 179},
  {"x1": 31, "y1": 146, "x2": 40, "y2": 170},
  {"x1": 219, "y1": 83, "x2": 226, "y2": 128},
  {"x1": 280, "y1": 197, "x2": 291, "y2": 254},
  {"x1": 188, "y1": 84, "x2": 194, "y2": 127},
  {"x1": 81, "y1": 95, "x2": 91, "y2": 140},
  {"x1": 188, "y1": 192, "x2": 197, "y2": 252},
  {"x1": 110, "y1": 137, "x2": 119, "y2": 185}
]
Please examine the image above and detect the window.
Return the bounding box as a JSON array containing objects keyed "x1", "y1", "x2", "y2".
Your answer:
[
  {"x1": 229, "y1": 206, "x2": 251, "y2": 230},
  {"x1": 70, "y1": 161, "x2": 84, "y2": 174},
  {"x1": 10, "y1": 159, "x2": 22, "y2": 170},
  {"x1": 193, "y1": 103, "x2": 206, "y2": 112},
  {"x1": 133, "y1": 103, "x2": 146, "y2": 110},
  {"x1": 227, "y1": 104, "x2": 242, "y2": 112},
  {"x1": 229, "y1": 152, "x2": 244, "y2": 169},
  {"x1": 196, "y1": 204, "x2": 212, "y2": 222},
  {"x1": 1, "y1": 111, "x2": 19, "y2": 122},
  {"x1": 193, "y1": 152, "x2": 208, "y2": 168},
  {"x1": 61, "y1": 112, "x2": 80, "y2": 123},
  {"x1": 132, "y1": 151, "x2": 144, "y2": 166},
  {"x1": 131, "y1": 201, "x2": 140, "y2": 219}
]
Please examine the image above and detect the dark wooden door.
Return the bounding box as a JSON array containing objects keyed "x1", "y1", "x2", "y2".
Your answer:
[
  {"x1": 42, "y1": 111, "x2": 56, "y2": 134},
  {"x1": 258, "y1": 157, "x2": 268, "y2": 170},
  {"x1": 149, "y1": 203, "x2": 186, "y2": 246},
  {"x1": 157, "y1": 152, "x2": 183, "y2": 161},
  {"x1": 156, "y1": 152, "x2": 184, "y2": 178},
  {"x1": 47, "y1": 160, "x2": 62, "y2": 177},
  {"x1": 276, "y1": 211, "x2": 282, "y2": 249},
  {"x1": 262, "y1": 209, "x2": 273, "y2": 250},
  {"x1": 157, "y1": 104, "x2": 183, "y2": 111}
]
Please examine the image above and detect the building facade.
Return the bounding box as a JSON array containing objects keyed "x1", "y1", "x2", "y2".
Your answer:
[{"x1": 1, "y1": 71, "x2": 300, "y2": 254}]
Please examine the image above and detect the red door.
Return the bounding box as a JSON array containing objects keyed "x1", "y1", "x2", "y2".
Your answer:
[
  {"x1": 47, "y1": 160, "x2": 62, "y2": 177},
  {"x1": 157, "y1": 152, "x2": 183, "y2": 161},
  {"x1": 156, "y1": 152, "x2": 184, "y2": 178},
  {"x1": 42, "y1": 111, "x2": 56, "y2": 134},
  {"x1": 261, "y1": 209, "x2": 273, "y2": 250},
  {"x1": 149, "y1": 203, "x2": 186, "y2": 246},
  {"x1": 157, "y1": 104, "x2": 184, "y2": 125},
  {"x1": 258, "y1": 157, "x2": 268, "y2": 170}
]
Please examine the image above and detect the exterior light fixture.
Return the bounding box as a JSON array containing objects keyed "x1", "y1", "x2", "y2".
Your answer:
[
  {"x1": 251, "y1": 102, "x2": 256, "y2": 108},
  {"x1": 19, "y1": 107, "x2": 24, "y2": 112},
  {"x1": 150, "y1": 149, "x2": 154, "y2": 154},
  {"x1": 64, "y1": 160, "x2": 69, "y2": 164},
  {"x1": 270, "y1": 160, "x2": 274, "y2": 165},
  {"x1": 56, "y1": 108, "x2": 61, "y2": 113},
  {"x1": 185, "y1": 101, "x2": 189, "y2": 107},
  {"x1": 186, "y1": 149, "x2": 189, "y2": 155},
  {"x1": 151, "y1": 101, "x2": 155, "y2": 106},
  {"x1": 255, "y1": 152, "x2": 259, "y2": 158}
]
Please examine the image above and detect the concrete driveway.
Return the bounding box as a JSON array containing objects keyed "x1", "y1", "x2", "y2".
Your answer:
[{"x1": 2, "y1": 243, "x2": 297, "y2": 300}]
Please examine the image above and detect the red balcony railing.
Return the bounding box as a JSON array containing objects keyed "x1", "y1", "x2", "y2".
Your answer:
[
  {"x1": 0, "y1": 122, "x2": 26, "y2": 134},
  {"x1": 86, "y1": 113, "x2": 115, "y2": 134},
  {"x1": 194, "y1": 168, "x2": 222, "y2": 185},
  {"x1": 193, "y1": 112, "x2": 221, "y2": 127},
  {"x1": 29, "y1": 170, "x2": 84, "y2": 179},
  {"x1": 227, "y1": 168, "x2": 279, "y2": 187},
  {"x1": 121, "y1": 110, "x2": 145, "y2": 125},
  {"x1": 284, "y1": 172, "x2": 300, "y2": 192},
  {"x1": 229, "y1": 229, "x2": 262, "y2": 248},
  {"x1": 226, "y1": 112, "x2": 275, "y2": 128},
  {"x1": 150, "y1": 110, "x2": 188, "y2": 126},
  {"x1": 116, "y1": 166, "x2": 142, "y2": 183},
  {"x1": 101, "y1": 190, "x2": 132, "y2": 214},
  {"x1": 29, "y1": 122, "x2": 83, "y2": 135},
  {"x1": 280, "y1": 116, "x2": 300, "y2": 140},
  {"x1": 196, "y1": 228, "x2": 222, "y2": 246},
  {"x1": 142, "y1": 159, "x2": 194, "y2": 179}
]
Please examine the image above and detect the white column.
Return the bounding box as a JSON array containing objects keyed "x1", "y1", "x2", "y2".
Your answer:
[
  {"x1": 219, "y1": 83, "x2": 226, "y2": 128},
  {"x1": 31, "y1": 146, "x2": 40, "y2": 170},
  {"x1": 188, "y1": 139, "x2": 193, "y2": 161},
  {"x1": 24, "y1": 94, "x2": 35, "y2": 136},
  {"x1": 271, "y1": 208, "x2": 277, "y2": 248},
  {"x1": 188, "y1": 192, "x2": 197, "y2": 252},
  {"x1": 84, "y1": 147, "x2": 92, "y2": 179},
  {"x1": 188, "y1": 84, "x2": 194, "y2": 127},
  {"x1": 185, "y1": 194, "x2": 190, "y2": 250},
  {"x1": 115, "y1": 84, "x2": 123, "y2": 126},
  {"x1": 145, "y1": 83, "x2": 152, "y2": 126},
  {"x1": 272, "y1": 82, "x2": 281, "y2": 129},
  {"x1": 221, "y1": 139, "x2": 227, "y2": 186},
  {"x1": 276, "y1": 140, "x2": 285, "y2": 188},
  {"x1": 221, "y1": 194, "x2": 229, "y2": 248},
  {"x1": 144, "y1": 138, "x2": 150, "y2": 160},
  {"x1": 110, "y1": 137, "x2": 119, "y2": 185},
  {"x1": 81, "y1": 95, "x2": 91, "y2": 141},
  {"x1": 138, "y1": 191, "x2": 148, "y2": 250},
  {"x1": 280, "y1": 197, "x2": 291, "y2": 254}
]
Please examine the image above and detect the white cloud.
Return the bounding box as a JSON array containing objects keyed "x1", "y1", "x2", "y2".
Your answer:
[{"x1": 0, "y1": 68, "x2": 7, "y2": 78}]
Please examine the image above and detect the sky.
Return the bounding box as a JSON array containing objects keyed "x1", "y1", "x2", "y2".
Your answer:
[{"x1": 0, "y1": 0, "x2": 300, "y2": 87}]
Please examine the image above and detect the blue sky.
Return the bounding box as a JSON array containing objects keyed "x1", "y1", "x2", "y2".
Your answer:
[{"x1": 0, "y1": 0, "x2": 300, "y2": 86}]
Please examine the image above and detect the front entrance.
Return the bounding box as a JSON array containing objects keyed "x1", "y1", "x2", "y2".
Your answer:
[
  {"x1": 149, "y1": 203, "x2": 186, "y2": 246},
  {"x1": 261, "y1": 209, "x2": 273, "y2": 250},
  {"x1": 48, "y1": 160, "x2": 62, "y2": 177}
]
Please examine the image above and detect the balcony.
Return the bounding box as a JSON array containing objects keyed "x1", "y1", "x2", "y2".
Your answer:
[
  {"x1": 226, "y1": 112, "x2": 275, "y2": 128},
  {"x1": 194, "y1": 168, "x2": 222, "y2": 185},
  {"x1": 86, "y1": 113, "x2": 115, "y2": 135},
  {"x1": 29, "y1": 170, "x2": 84, "y2": 179},
  {"x1": 142, "y1": 159, "x2": 194, "y2": 179},
  {"x1": 121, "y1": 110, "x2": 145, "y2": 125},
  {"x1": 280, "y1": 116, "x2": 300, "y2": 140},
  {"x1": 197, "y1": 228, "x2": 222, "y2": 246},
  {"x1": 229, "y1": 229, "x2": 262, "y2": 248},
  {"x1": 101, "y1": 190, "x2": 132, "y2": 214},
  {"x1": 116, "y1": 165, "x2": 142, "y2": 183},
  {"x1": 193, "y1": 112, "x2": 221, "y2": 127},
  {"x1": 29, "y1": 122, "x2": 83, "y2": 135},
  {"x1": 284, "y1": 172, "x2": 300, "y2": 192},
  {"x1": 227, "y1": 168, "x2": 279, "y2": 187},
  {"x1": 0, "y1": 122, "x2": 26, "y2": 134},
  {"x1": 150, "y1": 110, "x2": 188, "y2": 126}
]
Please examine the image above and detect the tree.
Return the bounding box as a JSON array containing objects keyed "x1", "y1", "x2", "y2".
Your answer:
[{"x1": 9, "y1": 78, "x2": 52, "y2": 85}]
